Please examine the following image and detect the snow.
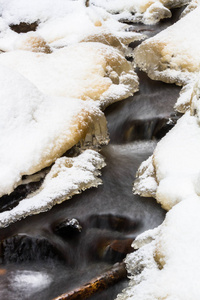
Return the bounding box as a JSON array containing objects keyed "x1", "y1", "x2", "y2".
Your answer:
[
  {"x1": 90, "y1": 0, "x2": 189, "y2": 24},
  {"x1": 134, "y1": 6, "x2": 200, "y2": 112},
  {"x1": 133, "y1": 155, "x2": 157, "y2": 198},
  {"x1": 0, "y1": 42, "x2": 139, "y2": 108},
  {"x1": 0, "y1": 64, "x2": 107, "y2": 198},
  {"x1": 117, "y1": 197, "x2": 200, "y2": 300},
  {"x1": 36, "y1": 7, "x2": 143, "y2": 51},
  {"x1": 0, "y1": 150, "x2": 105, "y2": 227},
  {"x1": 124, "y1": 25, "x2": 200, "y2": 300},
  {"x1": 0, "y1": 0, "x2": 144, "y2": 227},
  {"x1": 134, "y1": 6, "x2": 200, "y2": 78},
  {"x1": 0, "y1": 0, "x2": 143, "y2": 52},
  {"x1": 134, "y1": 76, "x2": 200, "y2": 210}
]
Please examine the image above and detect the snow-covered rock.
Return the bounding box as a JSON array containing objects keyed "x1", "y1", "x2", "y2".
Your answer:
[
  {"x1": 134, "y1": 76, "x2": 200, "y2": 210},
  {"x1": 117, "y1": 197, "x2": 200, "y2": 300},
  {"x1": 0, "y1": 64, "x2": 107, "y2": 198},
  {"x1": 134, "y1": 6, "x2": 200, "y2": 112},
  {"x1": 0, "y1": 42, "x2": 139, "y2": 108},
  {"x1": 0, "y1": 150, "x2": 105, "y2": 227},
  {"x1": 0, "y1": 0, "x2": 143, "y2": 52},
  {"x1": 90, "y1": 0, "x2": 189, "y2": 24}
]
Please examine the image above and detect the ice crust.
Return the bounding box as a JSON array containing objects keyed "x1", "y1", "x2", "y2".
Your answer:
[{"x1": 0, "y1": 42, "x2": 139, "y2": 108}]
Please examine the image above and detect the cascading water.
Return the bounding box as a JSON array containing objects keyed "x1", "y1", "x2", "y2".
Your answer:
[{"x1": 0, "y1": 7, "x2": 184, "y2": 300}]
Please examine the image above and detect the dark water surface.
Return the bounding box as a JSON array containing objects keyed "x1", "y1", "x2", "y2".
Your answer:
[{"x1": 0, "y1": 8, "x2": 183, "y2": 300}]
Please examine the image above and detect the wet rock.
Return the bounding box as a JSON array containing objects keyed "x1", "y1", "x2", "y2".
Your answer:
[
  {"x1": 0, "y1": 234, "x2": 64, "y2": 263},
  {"x1": 88, "y1": 214, "x2": 140, "y2": 233},
  {"x1": 0, "y1": 181, "x2": 42, "y2": 213},
  {"x1": 93, "y1": 238, "x2": 134, "y2": 263},
  {"x1": 103, "y1": 239, "x2": 134, "y2": 263},
  {"x1": 53, "y1": 218, "x2": 82, "y2": 239},
  {"x1": 10, "y1": 21, "x2": 38, "y2": 33}
]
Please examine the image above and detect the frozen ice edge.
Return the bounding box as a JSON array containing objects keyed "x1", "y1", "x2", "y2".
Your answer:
[{"x1": 0, "y1": 150, "x2": 106, "y2": 228}]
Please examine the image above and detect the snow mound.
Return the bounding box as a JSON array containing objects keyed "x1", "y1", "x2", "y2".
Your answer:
[
  {"x1": 0, "y1": 0, "x2": 142, "y2": 225},
  {"x1": 134, "y1": 76, "x2": 200, "y2": 210},
  {"x1": 0, "y1": 0, "x2": 143, "y2": 52},
  {"x1": 0, "y1": 64, "x2": 107, "y2": 198},
  {"x1": 134, "y1": 6, "x2": 200, "y2": 112},
  {"x1": 90, "y1": 0, "x2": 189, "y2": 24},
  {"x1": 117, "y1": 197, "x2": 200, "y2": 300},
  {"x1": 0, "y1": 42, "x2": 139, "y2": 108},
  {"x1": 134, "y1": 112, "x2": 200, "y2": 210},
  {"x1": 126, "y1": 71, "x2": 200, "y2": 300}
]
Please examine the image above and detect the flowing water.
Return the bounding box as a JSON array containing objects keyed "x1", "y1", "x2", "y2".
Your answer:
[{"x1": 0, "y1": 8, "x2": 183, "y2": 300}]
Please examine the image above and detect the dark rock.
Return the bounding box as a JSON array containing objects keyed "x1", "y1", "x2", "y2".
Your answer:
[
  {"x1": 0, "y1": 234, "x2": 64, "y2": 263},
  {"x1": 53, "y1": 218, "x2": 82, "y2": 239},
  {"x1": 0, "y1": 181, "x2": 42, "y2": 213},
  {"x1": 88, "y1": 214, "x2": 140, "y2": 233},
  {"x1": 92, "y1": 238, "x2": 134, "y2": 263},
  {"x1": 103, "y1": 239, "x2": 134, "y2": 263},
  {"x1": 10, "y1": 21, "x2": 38, "y2": 33}
]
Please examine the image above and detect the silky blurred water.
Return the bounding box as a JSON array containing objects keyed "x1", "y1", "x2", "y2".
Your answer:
[{"x1": 0, "y1": 7, "x2": 183, "y2": 300}]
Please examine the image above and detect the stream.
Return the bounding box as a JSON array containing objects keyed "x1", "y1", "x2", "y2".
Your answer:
[{"x1": 0, "y1": 8, "x2": 183, "y2": 300}]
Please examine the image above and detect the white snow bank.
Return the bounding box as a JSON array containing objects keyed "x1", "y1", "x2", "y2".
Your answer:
[
  {"x1": 134, "y1": 6, "x2": 200, "y2": 112},
  {"x1": 0, "y1": 42, "x2": 139, "y2": 108},
  {"x1": 117, "y1": 197, "x2": 200, "y2": 300},
  {"x1": 0, "y1": 0, "x2": 143, "y2": 52},
  {"x1": 134, "y1": 76, "x2": 200, "y2": 210},
  {"x1": 36, "y1": 6, "x2": 143, "y2": 52},
  {"x1": 134, "y1": 111, "x2": 200, "y2": 210},
  {"x1": 0, "y1": 149, "x2": 105, "y2": 227},
  {"x1": 125, "y1": 61, "x2": 200, "y2": 300},
  {"x1": 90, "y1": 0, "x2": 189, "y2": 24},
  {"x1": 134, "y1": 6, "x2": 200, "y2": 80},
  {"x1": 0, "y1": 64, "x2": 107, "y2": 198},
  {"x1": 0, "y1": 0, "x2": 81, "y2": 24}
]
